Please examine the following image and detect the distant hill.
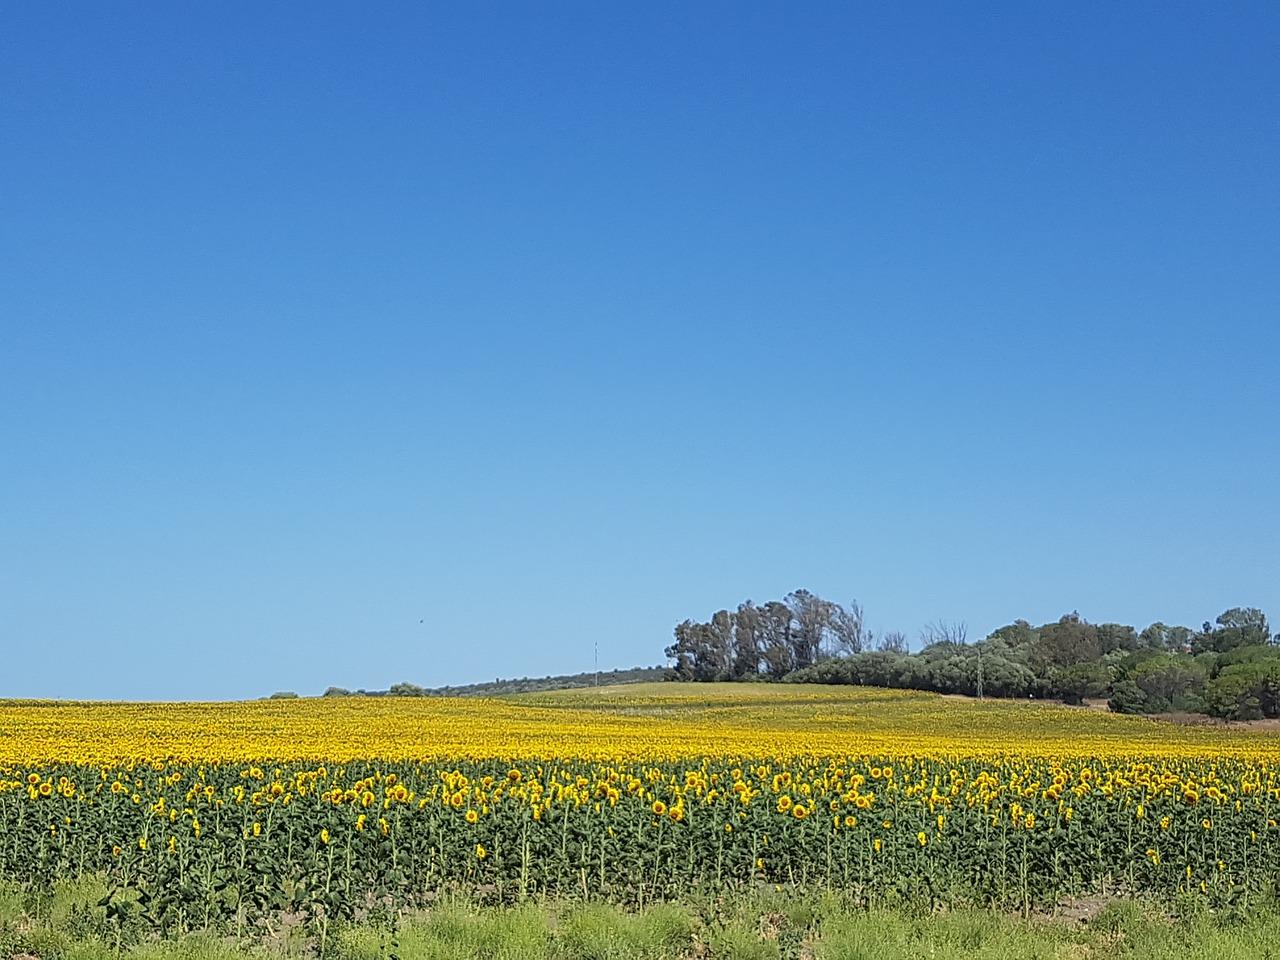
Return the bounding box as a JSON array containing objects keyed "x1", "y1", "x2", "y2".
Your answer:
[{"x1": 295, "y1": 665, "x2": 667, "y2": 699}]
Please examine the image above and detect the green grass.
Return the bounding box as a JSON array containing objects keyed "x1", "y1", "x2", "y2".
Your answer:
[{"x1": 4, "y1": 881, "x2": 1280, "y2": 960}]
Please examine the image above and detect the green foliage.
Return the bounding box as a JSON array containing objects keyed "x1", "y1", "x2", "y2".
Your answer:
[
  {"x1": 1048, "y1": 662, "x2": 1110, "y2": 705},
  {"x1": 1108, "y1": 680, "x2": 1148, "y2": 714},
  {"x1": 6, "y1": 892, "x2": 1280, "y2": 960},
  {"x1": 1193, "y1": 608, "x2": 1272, "y2": 655},
  {"x1": 668, "y1": 592, "x2": 866, "y2": 682},
  {"x1": 1204, "y1": 659, "x2": 1280, "y2": 720},
  {"x1": 316, "y1": 668, "x2": 667, "y2": 700},
  {"x1": 682, "y1": 600, "x2": 1277, "y2": 718},
  {"x1": 559, "y1": 903, "x2": 696, "y2": 960}
]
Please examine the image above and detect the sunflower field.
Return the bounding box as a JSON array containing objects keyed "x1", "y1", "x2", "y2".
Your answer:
[{"x1": 1, "y1": 685, "x2": 1279, "y2": 935}]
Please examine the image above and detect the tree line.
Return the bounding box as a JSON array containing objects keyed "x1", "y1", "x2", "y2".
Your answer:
[
  {"x1": 292, "y1": 666, "x2": 666, "y2": 700},
  {"x1": 663, "y1": 590, "x2": 1280, "y2": 721}
]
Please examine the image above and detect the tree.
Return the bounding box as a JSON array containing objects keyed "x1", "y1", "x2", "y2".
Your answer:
[
  {"x1": 1108, "y1": 680, "x2": 1148, "y2": 715},
  {"x1": 1096, "y1": 623, "x2": 1139, "y2": 655},
  {"x1": 920, "y1": 620, "x2": 968, "y2": 653},
  {"x1": 976, "y1": 654, "x2": 1037, "y2": 698},
  {"x1": 1194, "y1": 608, "x2": 1271, "y2": 655},
  {"x1": 1126, "y1": 654, "x2": 1207, "y2": 712},
  {"x1": 1033, "y1": 613, "x2": 1101, "y2": 671},
  {"x1": 665, "y1": 620, "x2": 699, "y2": 681},
  {"x1": 877, "y1": 630, "x2": 909, "y2": 655},
  {"x1": 704, "y1": 610, "x2": 735, "y2": 680},
  {"x1": 388, "y1": 682, "x2": 428, "y2": 697},
  {"x1": 986, "y1": 620, "x2": 1038, "y2": 654},
  {"x1": 1204, "y1": 660, "x2": 1280, "y2": 720},
  {"x1": 830, "y1": 600, "x2": 867, "y2": 657},
  {"x1": 1139, "y1": 622, "x2": 1194, "y2": 653},
  {"x1": 785, "y1": 589, "x2": 837, "y2": 668},
  {"x1": 758, "y1": 601, "x2": 794, "y2": 678},
  {"x1": 731, "y1": 602, "x2": 763, "y2": 680},
  {"x1": 1050, "y1": 662, "x2": 1110, "y2": 706}
]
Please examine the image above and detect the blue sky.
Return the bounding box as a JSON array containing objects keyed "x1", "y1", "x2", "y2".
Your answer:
[{"x1": 2, "y1": 3, "x2": 1277, "y2": 700}]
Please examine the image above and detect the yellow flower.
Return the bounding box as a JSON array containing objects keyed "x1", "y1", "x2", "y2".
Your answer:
[
  {"x1": 652, "y1": 800, "x2": 667, "y2": 816},
  {"x1": 320, "y1": 828, "x2": 330, "y2": 844},
  {"x1": 475, "y1": 844, "x2": 487, "y2": 860},
  {"x1": 917, "y1": 831, "x2": 927, "y2": 847},
  {"x1": 465, "y1": 809, "x2": 479, "y2": 825},
  {"x1": 792, "y1": 804, "x2": 809, "y2": 820}
]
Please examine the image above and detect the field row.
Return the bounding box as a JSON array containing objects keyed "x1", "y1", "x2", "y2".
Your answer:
[
  {"x1": 4, "y1": 754, "x2": 1280, "y2": 932},
  {"x1": 3, "y1": 685, "x2": 1280, "y2": 763}
]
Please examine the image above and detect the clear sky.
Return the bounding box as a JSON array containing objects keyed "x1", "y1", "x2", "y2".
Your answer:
[{"x1": 2, "y1": 3, "x2": 1277, "y2": 700}]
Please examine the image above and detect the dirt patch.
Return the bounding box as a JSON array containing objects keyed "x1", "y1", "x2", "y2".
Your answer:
[
  {"x1": 1156, "y1": 713, "x2": 1280, "y2": 731},
  {"x1": 1054, "y1": 895, "x2": 1115, "y2": 924}
]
